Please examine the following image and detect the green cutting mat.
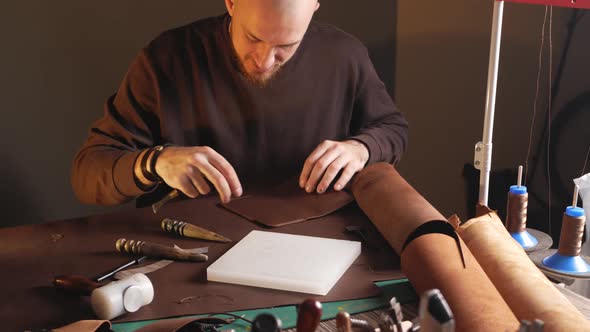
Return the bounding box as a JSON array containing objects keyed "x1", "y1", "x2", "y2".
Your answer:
[{"x1": 112, "y1": 279, "x2": 416, "y2": 332}]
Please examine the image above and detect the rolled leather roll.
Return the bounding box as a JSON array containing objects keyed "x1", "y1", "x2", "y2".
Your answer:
[
  {"x1": 452, "y1": 208, "x2": 590, "y2": 332},
  {"x1": 350, "y1": 162, "x2": 447, "y2": 253},
  {"x1": 351, "y1": 163, "x2": 518, "y2": 332},
  {"x1": 402, "y1": 233, "x2": 517, "y2": 332}
]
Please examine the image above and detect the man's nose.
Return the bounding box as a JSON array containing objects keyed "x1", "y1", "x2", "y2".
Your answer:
[{"x1": 253, "y1": 45, "x2": 275, "y2": 72}]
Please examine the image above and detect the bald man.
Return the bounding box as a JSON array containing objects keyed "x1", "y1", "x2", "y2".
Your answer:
[{"x1": 72, "y1": 0, "x2": 408, "y2": 206}]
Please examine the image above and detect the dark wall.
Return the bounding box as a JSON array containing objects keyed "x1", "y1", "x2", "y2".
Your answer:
[
  {"x1": 2, "y1": 1, "x2": 587, "y2": 229},
  {"x1": 524, "y1": 8, "x2": 590, "y2": 238},
  {"x1": 395, "y1": 1, "x2": 590, "y2": 222},
  {"x1": 0, "y1": 1, "x2": 396, "y2": 226}
]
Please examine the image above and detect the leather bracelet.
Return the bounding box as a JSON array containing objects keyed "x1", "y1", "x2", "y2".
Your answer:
[
  {"x1": 148, "y1": 145, "x2": 167, "y2": 182},
  {"x1": 132, "y1": 152, "x2": 154, "y2": 191},
  {"x1": 140, "y1": 147, "x2": 159, "y2": 183}
]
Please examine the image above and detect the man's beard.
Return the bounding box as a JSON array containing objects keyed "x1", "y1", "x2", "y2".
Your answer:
[
  {"x1": 245, "y1": 66, "x2": 282, "y2": 87},
  {"x1": 227, "y1": 22, "x2": 284, "y2": 87},
  {"x1": 235, "y1": 54, "x2": 283, "y2": 88}
]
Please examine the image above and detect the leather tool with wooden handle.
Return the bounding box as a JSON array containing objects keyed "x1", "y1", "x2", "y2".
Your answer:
[
  {"x1": 115, "y1": 238, "x2": 208, "y2": 262},
  {"x1": 296, "y1": 299, "x2": 322, "y2": 332},
  {"x1": 161, "y1": 218, "x2": 231, "y2": 243},
  {"x1": 152, "y1": 190, "x2": 180, "y2": 214},
  {"x1": 53, "y1": 275, "x2": 101, "y2": 296},
  {"x1": 336, "y1": 311, "x2": 352, "y2": 332}
]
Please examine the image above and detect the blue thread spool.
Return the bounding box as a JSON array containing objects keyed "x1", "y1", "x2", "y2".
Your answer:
[{"x1": 542, "y1": 186, "x2": 590, "y2": 273}]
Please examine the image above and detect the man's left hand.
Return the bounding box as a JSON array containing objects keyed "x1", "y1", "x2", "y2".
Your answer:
[{"x1": 299, "y1": 140, "x2": 369, "y2": 193}]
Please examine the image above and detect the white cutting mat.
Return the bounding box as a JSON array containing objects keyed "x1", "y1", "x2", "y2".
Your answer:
[{"x1": 207, "y1": 230, "x2": 361, "y2": 295}]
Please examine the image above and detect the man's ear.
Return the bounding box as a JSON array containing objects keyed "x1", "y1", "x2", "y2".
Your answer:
[
  {"x1": 225, "y1": 0, "x2": 235, "y2": 16},
  {"x1": 315, "y1": 1, "x2": 320, "y2": 11}
]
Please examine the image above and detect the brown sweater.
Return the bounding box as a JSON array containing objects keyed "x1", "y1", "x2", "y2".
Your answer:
[{"x1": 72, "y1": 14, "x2": 408, "y2": 205}]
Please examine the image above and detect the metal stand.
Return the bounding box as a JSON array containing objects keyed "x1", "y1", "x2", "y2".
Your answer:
[{"x1": 475, "y1": 0, "x2": 504, "y2": 206}]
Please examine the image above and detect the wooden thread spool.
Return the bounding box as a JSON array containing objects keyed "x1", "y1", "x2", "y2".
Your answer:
[
  {"x1": 115, "y1": 238, "x2": 208, "y2": 262},
  {"x1": 557, "y1": 210, "x2": 585, "y2": 257}
]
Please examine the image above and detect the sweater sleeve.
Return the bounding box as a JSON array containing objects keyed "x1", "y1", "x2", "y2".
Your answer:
[
  {"x1": 71, "y1": 49, "x2": 161, "y2": 205},
  {"x1": 349, "y1": 46, "x2": 408, "y2": 165}
]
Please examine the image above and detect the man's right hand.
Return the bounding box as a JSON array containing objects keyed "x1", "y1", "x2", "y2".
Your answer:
[{"x1": 153, "y1": 146, "x2": 243, "y2": 203}]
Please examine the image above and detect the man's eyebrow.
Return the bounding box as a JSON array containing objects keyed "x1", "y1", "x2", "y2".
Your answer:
[
  {"x1": 278, "y1": 40, "x2": 300, "y2": 48},
  {"x1": 245, "y1": 30, "x2": 262, "y2": 41},
  {"x1": 244, "y1": 26, "x2": 301, "y2": 47}
]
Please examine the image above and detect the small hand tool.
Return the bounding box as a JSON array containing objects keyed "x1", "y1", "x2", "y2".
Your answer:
[
  {"x1": 162, "y1": 218, "x2": 232, "y2": 243},
  {"x1": 518, "y1": 320, "x2": 532, "y2": 332},
  {"x1": 53, "y1": 256, "x2": 148, "y2": 295},
  {"x1": 383, "y1": 297, "x2": 404, "y2": 332},
  {"x1": 53, "y1": 274, "x2": 101, "y2": 296},
  {"x1": 152, "y1": 189, "x2": 180, "y2": 214},
  {"x1": 336, "y1": 312, "x2": 352, "y2": 332},
  {"x1": 349, "y1": 318, "x2": 374, "y2": 332},
  {"x1": 296, "y1": 299, "x2": 322, "y2": 332},
  {"x1": 91, "y1": 273, "x2": 154, "y2": 320},
  {"x1": 93, "y1": 256, "x2": 147, "y2": 282},
  {"x1": 115, "y1": 238, "x2": 208, "y2": 262},
  {"x1": 251, "y1": 313, "x2": 282, "y2": 332},
  {"x1": 53, "y1": 272, "x2": 153, "y2": 321},
  {"x1": 418, "y1": 289, "x2": 454, "y2": 332},
  {"x1": 531, "y1": 319, "x2": 544, "y2": 332}
]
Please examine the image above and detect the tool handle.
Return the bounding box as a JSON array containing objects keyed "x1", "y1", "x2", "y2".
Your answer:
[
  {"x1": 93, "y1": 256, "x2": 147, "y2": 282},
  {"x1": 141, "y1": 242, "x2": 208, "y2": 262},
  {"x1": 296, "y1": 299, "x2": 322, "y2": 332},
  {"x1": 53, "y1": 275, "x2": 101, "y2": 296},
  {"x1": 115, "y1": 238, "x2": 208, "y2": 262},
  {"x1": 252, "y1": 313, "x2": 282, "y2": 332},
  {"x1": 161, "y1": 218, "x2": 231, "y2": 243},
  {"x1": 152, "y1": 190, "x2": 180, "y2": 214},
  {"x1": 336, "y1": 312, "x2": 352, "y2": 332}
]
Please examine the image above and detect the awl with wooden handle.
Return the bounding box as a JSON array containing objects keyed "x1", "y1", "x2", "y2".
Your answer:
[
  {"x1": 296, "y1": 299, "x2": 322, "y2": 332},
  {"x1": 115, "y1": 238, "x2": 208, "y2": 262},
  {"x1": 161, "y1": 218, "x2": 232, "y2": 243}
]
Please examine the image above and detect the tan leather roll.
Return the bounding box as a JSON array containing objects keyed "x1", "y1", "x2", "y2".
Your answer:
[
  {"x1": 402, "y1": 234, "x2": 518, "y2": 332},
  {"x1": 453, "y1": 209, "x2": 590, "y2": 331},
  {"x1": 350, "y1": 162, "x2": 447, "y2": 253},
  {"x1": 351, "y1": 163, "x2": 518, "y2": 331}
]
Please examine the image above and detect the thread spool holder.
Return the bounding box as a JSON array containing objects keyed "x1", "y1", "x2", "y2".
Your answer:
[{"x1": 530, "y1": 205, "x2": 590, "y2": 282}]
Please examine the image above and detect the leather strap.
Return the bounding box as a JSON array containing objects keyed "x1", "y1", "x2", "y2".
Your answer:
[
  {"x1": 141, "y1": 146, "x2": 160, "y2": 183},
  {"x1": 402, "y1": 220, "x2": 466, "y2": 268}
]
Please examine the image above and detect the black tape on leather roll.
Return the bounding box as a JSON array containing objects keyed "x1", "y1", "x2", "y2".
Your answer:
[{"x1": 402, "y1": 220, "x2": 466, "y2": 268}]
